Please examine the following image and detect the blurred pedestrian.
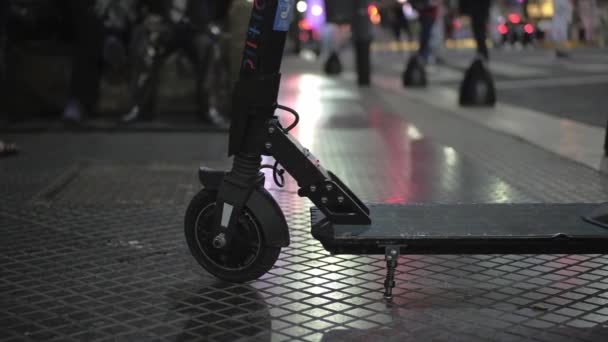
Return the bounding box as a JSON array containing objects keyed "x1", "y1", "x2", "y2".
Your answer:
[
  {"x1": 96, "y1": 0, "x2": 138, "y2": 77},
  {"x1": 411, "y1": 0, "x2": 440, "y2": 63},
  {"x1": 552, "y1": 0, "x2": 573, "y2": 58},
  {"x1": 62, "y1": 0, "x2": 105, "y2": 124},
  {"x1": 600, "y1": 5, "x2": 608, "y2": 47},
  {"x1": 428, "y1": 1, "x2": 445, "y2": 65},
  {"x1": 391, "y1": 2, "x2": 412, "y2": 42},
  {"x1": 578, "y1": 0, "x2": 599, "y2": 43},
  {"x1": 122, "y1": 0, "x2": 229, "y2": 125}
]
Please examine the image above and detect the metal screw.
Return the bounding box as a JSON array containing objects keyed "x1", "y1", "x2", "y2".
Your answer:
[
  {"x1": 265, "y1": 142, "x2": 272, "y2": 149},
  {"x1": 268, "y1": 127, "x2": 275, "y2": 134},
  {"x1": 310, "y1": 185, "x2": 317, "y2": 192},
  {"x1": 212, "y1": 233, "x2": 227, "y2": 249},
  {"x1": 321, "y1": 197, "x2": 328, "y2": 204},
  {"x1": 325, "y1": 184, "x2": 333, "y2": 191},
  {"x1": 337, "y1": 196, "x2": 344, "y2": 203}
]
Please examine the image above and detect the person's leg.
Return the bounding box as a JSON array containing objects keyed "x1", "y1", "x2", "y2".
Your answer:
[
  {"x1": 122, "y1": 22, "x2": 172, "y2": 123},
  {"x1": 64, "y1": 0, "x2": 104, "y2": 122},
  {"x1": 418, "y1": 15, "x2": 435, "y2": 63},
  {"x1": 392, "y1": 22, "x2": 402, "y2": 41},
  {"x1": 553, "y1": 16, "x2": 570, "y2": 58},
  {"x1": 471, "y1": 2, "x2": 490, "y2": 60},
  {"x1": 402, "y1": 17, "x2": 413, "y2": 41},
  {"x1": 183, "y1": 28, "x2": 219, "y2": 122}
]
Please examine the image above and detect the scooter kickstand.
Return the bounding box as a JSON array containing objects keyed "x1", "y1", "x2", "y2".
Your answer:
[{"x1": 383, "y1": 246, "x2": 400, "y2": 300}]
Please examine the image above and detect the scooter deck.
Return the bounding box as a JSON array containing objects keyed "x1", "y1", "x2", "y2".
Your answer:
[{"x1": 310, "y1": 203, "x2": 608, "y2": 255}]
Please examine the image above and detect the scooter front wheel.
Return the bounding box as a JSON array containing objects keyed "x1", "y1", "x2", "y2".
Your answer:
[{"x1": 184, "y1": 189, "x2": 281, "y2": 283}]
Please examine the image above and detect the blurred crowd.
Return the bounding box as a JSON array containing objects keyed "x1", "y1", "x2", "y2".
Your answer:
[
  {"x1": 374, "y1": 0, "x2": 607, "y2": 61},
  {"x1": 0, "y1": 0, "x2": 607, "y2": 134},
  {"x1": 0, "y1": 0, "x2": 238, "y2": 127}
]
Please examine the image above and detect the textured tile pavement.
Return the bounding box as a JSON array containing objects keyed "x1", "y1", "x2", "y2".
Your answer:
[{"x1": 1, "y1": 59, "x2": 608, "y2": 341}]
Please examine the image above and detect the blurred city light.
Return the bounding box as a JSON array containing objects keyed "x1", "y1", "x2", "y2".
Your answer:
[
  {"x1": 524, "y1": 23, "x2": 535, "y2": 34},
  {"x1": 453, "y1": 19, "x2": 462, "y2": 30},
  {"x1": 508, "y1": 13, "x2": 521, "y2": 24},
  {"x1": 311, "y1": 4, "x2": 323, "y2": 17},
  {"x1": 368, "y1": 4, "x2": 379, "y2": 16},
  {"x1": 370, "y1": 14, "x2": 381, "y2": 25},
  {"x1": 407, "y1": 126, "x2": 423, "y2": 141},
  {"x1": 299, "y1": 18, "x2": 313, "y2": 30},
  {"x1": 296, "y1": 1, "x2": 308, "y2": 13},
  {"x1": 368, "y1": 4, "x2": 381, "y2": 24},
  {"x1": 498, "y1": 24, "x2": 509, "y2": 35}
]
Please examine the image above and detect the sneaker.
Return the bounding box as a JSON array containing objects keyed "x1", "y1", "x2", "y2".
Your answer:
[
  {"x1": 555, "y1": 49, "x2": 571, "y2": 59},
  {"x1": 0, "y1": 140, "x2": 18, "y2": 157},
  {"x1": 62, "y1": 99, "x2": 83, "y2": 124},
  {"x1": 120, "y1": 106, "x2": 141, "y2": 124},
  {"x1": 201, "y1": 106, "x2": 229, "y2": 129}
]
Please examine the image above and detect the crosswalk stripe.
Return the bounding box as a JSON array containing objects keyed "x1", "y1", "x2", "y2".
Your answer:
[
  {"x1": 387, "y1": 64, "x2": 463, "y2": 82},
  {"x1": 372, "y1": 74, "x2": 605, "y2": 172},
  {"x1": 560, "y1": 63, "x2": 608, "y2": 72},
  {"x1": 488, "y1": 61, "x2": 549, "y2": 77},
  {"x1": 496, "y1": 74, "x2": 608, "y2": 90}
]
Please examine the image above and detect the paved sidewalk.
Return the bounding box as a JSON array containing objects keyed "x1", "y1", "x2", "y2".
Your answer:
[{"x1": 1, "y1": 56, "x2": 608, "y2": 342}]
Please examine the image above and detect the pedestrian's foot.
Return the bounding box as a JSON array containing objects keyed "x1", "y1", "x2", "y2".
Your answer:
[
  {"x1": 120, "y1": 106, "x2": 150, "y2": 124},
  {"x1": 555, "y1": 50, "x2": 571, "y2": 59},
  {"x1": 200, "y1": 107, "x2": 229, "y2": 129},
  {"x1": 62, "y1": 100, "x2": 83, "y2": 125},
  {"x1": 0, "y1": 140, "x2": 18, "y2": 157}
]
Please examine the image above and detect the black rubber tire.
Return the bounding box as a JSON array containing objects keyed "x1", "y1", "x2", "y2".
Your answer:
[{"x1": 184, "y1": 189, "x2": 281, "y2": 283}]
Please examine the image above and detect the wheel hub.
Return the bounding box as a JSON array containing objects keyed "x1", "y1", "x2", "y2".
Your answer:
[
  {"x1": 194, "y1": 203, "x2": 262, "y2": 271},
  {"x1": 212, "y1": 233, "x2": 227, "y2": 249}
]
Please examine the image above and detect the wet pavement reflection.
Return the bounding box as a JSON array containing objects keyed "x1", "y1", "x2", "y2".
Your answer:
[
  {"x1": 2, "y1": 67, "x2": 608, "y2": 342},
  {"x1": 269, "y1": 74, "x2": 528, "y2": 204}
]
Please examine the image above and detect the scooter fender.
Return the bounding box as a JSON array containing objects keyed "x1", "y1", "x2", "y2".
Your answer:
[{"x1": 198, "y1": 167, "x2": 290, "y2": 247}]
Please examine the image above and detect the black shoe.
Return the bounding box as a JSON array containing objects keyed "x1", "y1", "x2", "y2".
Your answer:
[
  {"x1": 121, "y1": 107, "x2": 141, "y2": 124},
  {"x1": 62, "y1": 100, "x2": 84, "y2": 126},
  {"x1": 0, "y1": 140, "x2": 18, "y2": 157},
  {"x1": 200, "y1": 107, "x2": 229, "y2": 129},
  {"x1": 556, "y1": 49, "x2": 571, "y2": 59},
  {"x1": 120, "y1": 106, "x2": 155, "y2": 124}
]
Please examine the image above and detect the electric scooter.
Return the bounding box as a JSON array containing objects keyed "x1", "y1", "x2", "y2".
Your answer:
[{"x1": 185, "y1": 0, "x2": 608, "y2": 299}]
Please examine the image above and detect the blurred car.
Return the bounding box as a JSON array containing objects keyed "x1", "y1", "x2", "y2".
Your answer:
[{"x1": 495, "y1": 13, "x2": 538, "y2": 47}]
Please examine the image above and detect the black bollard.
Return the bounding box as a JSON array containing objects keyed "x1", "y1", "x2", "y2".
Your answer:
[
  {"x1": 459, "y1": 58, "x2": 496, "y2": 107},
  {"x1": 324, "y1": 52, "x2": 343, "y2": 75},
  {"x1": 402, "y1": 55, "x2": 427, "y2": 87}
]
